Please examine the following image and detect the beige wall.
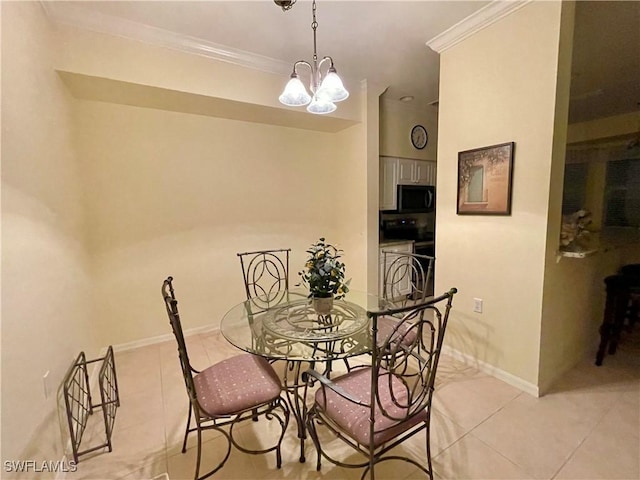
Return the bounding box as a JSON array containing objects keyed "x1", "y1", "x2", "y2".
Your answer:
[
  {"x1": 538, "y1": 0, "x2": 587, "y2": 391},
  {"x1": 59, "y1": 18, "x2": 370, "y2": 347},
  {"x1": 584, "y1": 162, "x2": 607, "y2": 230},
  {"x1": 1, "y1": 1, "x2": 98, "y2": 466},
  {"x1": 74, "y1": 99, "x2": 367, "y2": 346},
  {"x1": 436, "y1": 1, "x2": 570, "y2": 391},
  {"x1": 567, "y1": 111, "x2": 640, "y2": 145},
  {"x1": 380, "y1": 98, "x2": 438, "y2": 161},
  {"x1": 363, "y1": 81, "x2": 387, "y2": 293}
]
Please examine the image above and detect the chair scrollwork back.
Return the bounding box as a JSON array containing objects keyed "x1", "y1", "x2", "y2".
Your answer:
[
  {"x1": 382, "y1": 251, "x2": 435, "y2": 308},
  {"x1": 238, "y1": 248, "x2": 291, "y2": 310}
]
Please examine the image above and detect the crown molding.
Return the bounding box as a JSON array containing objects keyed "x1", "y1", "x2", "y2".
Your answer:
[
  {"x1": 40, "y1": 1, "x2": 291, "y2": 76},
  {"x1": 426, "y1": 0, "x2": 532, "y2": 53}
]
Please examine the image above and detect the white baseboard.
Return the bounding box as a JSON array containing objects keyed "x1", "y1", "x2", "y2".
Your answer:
[
  {"x1": 441, "y1": 345, "x2": 540, "y2": 397},
  {"x1": 111, "y1": 324, "x2": 219, "y2": 353}
]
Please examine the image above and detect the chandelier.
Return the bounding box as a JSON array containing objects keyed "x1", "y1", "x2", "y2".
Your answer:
[{"x1": 275, "y1": 0, "x2": 349, "y2": 114}]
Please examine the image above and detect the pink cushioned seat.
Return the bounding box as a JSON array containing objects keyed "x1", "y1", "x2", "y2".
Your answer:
[
  {"x1": 376, "y1": 315, "x2": 419, "y2": 347},
  {"x1": 314, "y1": 367, "x2": 427, "y2": 448},
  {"x1": 194, "y1": 354, "x2": 282, "y2": 416}
]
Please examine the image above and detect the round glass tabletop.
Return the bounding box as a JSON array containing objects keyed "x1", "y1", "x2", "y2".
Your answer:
[{"x1": 220, "y1": 289, "x2": 385, "y2": 361}]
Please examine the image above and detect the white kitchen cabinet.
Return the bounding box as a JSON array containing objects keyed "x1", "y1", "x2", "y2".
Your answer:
[
  {"x1": 379, "y1": 241, "x2": 414, "y2": 297},
  {"x1": 380, "y1": 157, "x2": 398, "y2": 210},
  {"x1": 397, "y1": 158, "x2": 415, "y2": 184},
  {"x1": 380, "y1": 157, "x2": 436, "y2": 210},
  {"x1": 428, "y1": 161, "x2": 437, "y2": 184},
  {"x1": 416, "y1": 161, "x2": 436, "y2": 185},
  {"x1": 397, "y1": 158, "x2": 436, "y2": 186}
]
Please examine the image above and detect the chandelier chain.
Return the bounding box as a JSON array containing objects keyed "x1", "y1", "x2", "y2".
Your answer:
[{"x1": 311, "y1": 0, "x2": 318, "y2": 62}]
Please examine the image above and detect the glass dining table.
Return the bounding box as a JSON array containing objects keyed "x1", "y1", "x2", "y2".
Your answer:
[{"x1": 220, "y1": 289, "x2": 385, "y2": 462}]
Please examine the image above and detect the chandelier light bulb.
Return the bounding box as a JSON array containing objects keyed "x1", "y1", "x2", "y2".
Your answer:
[
  {"x1": 316, "y1": 69, "x2": 349, "y2": 103},
  {"x1": 307, "y1": 97, "x2": 337, "y2": 115},
  {"x1": 279, "y1": 74, "x2": 311, "y2": 106}
]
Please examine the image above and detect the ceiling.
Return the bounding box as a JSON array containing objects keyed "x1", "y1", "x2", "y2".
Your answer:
[
  {"x1": 49, "y1": 1, "x2": 639, "y2": 124},
  {"x1": 570, "y1": 1, "x2": 639, "y2": 124}
]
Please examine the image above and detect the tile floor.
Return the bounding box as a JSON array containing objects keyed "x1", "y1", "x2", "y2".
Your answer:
[{"x1": 69, "y1": 329, "x2": 639, "y2": 480}]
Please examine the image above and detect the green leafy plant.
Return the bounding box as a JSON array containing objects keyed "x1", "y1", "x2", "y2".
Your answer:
[{"x1": 298, "y1": 238, "x2": 350, "y2": 299}]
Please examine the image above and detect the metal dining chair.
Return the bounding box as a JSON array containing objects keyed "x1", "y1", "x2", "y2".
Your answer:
[
  {"x1": 379, "y1": 251, "x2": 435, "y2": 349},
  {"x1": 161, "y1": 276, "x2": 289, "y2": 480},
  {"x1": 236, "y1": 247, "x2": 350, "y2": 460},
  {"x1": 303, "y1": 288, "x2": 457, "y2": 480}
]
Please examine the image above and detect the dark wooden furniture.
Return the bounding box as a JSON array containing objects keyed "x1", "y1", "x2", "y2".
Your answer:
[
  {"x1": 595, "y1": 270, "x2": 640, "y2": 366},
  {"x1": 619, "y1": 264, "x2": 640, "y2": 330}
]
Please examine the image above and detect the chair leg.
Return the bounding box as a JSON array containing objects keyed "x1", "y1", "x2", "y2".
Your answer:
[
  {"x1": 306, "y1": 412, "x2": 322, "y2": 471},
  {"x1": 276, "y1": 436, "x2": 283, "y2": 469},
  {"x1": 182, "y1": 402, "x2": 193, "y2": 453},
  {"x1": 194, "y1": 425, "x2": 203, "y2": 480},
  {"x1": 628, "y1": 296, "x2": 639, "y2": 330},
  {"x1": 596, "y1": 282, "x2": 620, "y2": 365},
  {"x1": 369, "y1": 445, "x2": 376, "y2": 480},
  {"x1": 425, "y1": 418, "x2": 434, "y2": 480},
  {"x1": 608, "y1": 290, "x2": 629, "y2": 355},
  {"x1": 596, "y1": 320, "x2": 612, "y2": 366},
  {"x1": 342, "y1": 358, "x2": 352, "y2": 372}
]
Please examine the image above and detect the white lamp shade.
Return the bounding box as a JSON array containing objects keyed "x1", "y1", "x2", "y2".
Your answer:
[
  {"x1": 306, "y1": 97, "x2": 337, "y2": 115},
  {"x1": 316, "y1": 71, "x2": 349, "y2": 103},
  {"x1": 279, "y1": 76, "x2": 311, "y2": 106}
]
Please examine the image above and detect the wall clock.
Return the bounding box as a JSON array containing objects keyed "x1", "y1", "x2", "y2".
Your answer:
[{"x1": 411, "y1": 125, "x2": 428, "y2": 150}]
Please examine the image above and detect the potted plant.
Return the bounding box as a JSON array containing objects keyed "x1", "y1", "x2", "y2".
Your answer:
[
  {"x1": 298, "y1": 237, "x2": 350, "y2": 314},
  {"x1": 560, "y1": 209, "x2": 592, "y2": 252}
]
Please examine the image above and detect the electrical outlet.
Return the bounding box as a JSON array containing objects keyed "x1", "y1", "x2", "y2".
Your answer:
[
  {"x1": 473, "y1": 298, "x2": 483, "y2": 313},
  {"x1": 43, "y1": 371, "x2": 50, "y2": 399}
]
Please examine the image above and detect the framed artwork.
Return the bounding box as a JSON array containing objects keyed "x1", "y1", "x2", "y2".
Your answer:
[{"x1": 457, "y1": 142, "x2": 515, "y2": 215}]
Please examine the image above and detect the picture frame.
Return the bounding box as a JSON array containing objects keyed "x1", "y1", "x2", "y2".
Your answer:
[{"x1": 457, "y1": 142, "x2": 515, "y2": 215}]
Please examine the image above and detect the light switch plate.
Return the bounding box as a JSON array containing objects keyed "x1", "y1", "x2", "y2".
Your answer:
[{"x1": 473, "y1": 298, "x2": 483, "y2": 313}]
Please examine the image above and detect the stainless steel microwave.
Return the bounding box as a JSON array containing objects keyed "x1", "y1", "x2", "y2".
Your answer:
[{"x1": 397, "y1": 185, "x2": 435, "y2": 213}]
